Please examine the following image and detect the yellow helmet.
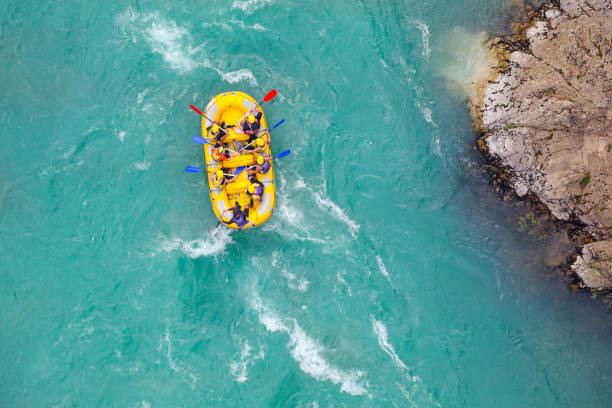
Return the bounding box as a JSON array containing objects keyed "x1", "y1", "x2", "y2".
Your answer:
[
  {"x1": 256, "y1": 138, "x2": 265, "y2": 147},
  {"x1": 248, "y1": 114, "x2": 256, "y2": 124},
  {"x1": 247, "y1": 185, "x2": 255, "y2": 194},
  {"x1": 256, "y1": 156, "x2": 264, "y2": 165},
  {"x1": 215, "y1": 170, "x2": 223, "y2": 178},
  {"x1": 211, "y1": 124, "x2": 220, "y2": 133},
  {"x1": 218, "y1": 145, "x2": 225, "y2": 153}
]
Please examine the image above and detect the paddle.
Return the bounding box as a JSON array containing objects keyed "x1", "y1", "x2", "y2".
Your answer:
[
  {"x1": 189, "y1": 104, "x2": 204, "y2": 116},
  {"x1": 233, "y1": 166, "x2": 248, "y2": 176},
  {"x1": 185, "y1": 166, "x2": 239, "y2": 177},
  {"x1": 190, "y1": 104, "x2": 231, "y2": 138},
  {"x1": 235, "y1": 90, "x2": 279, "y2": 132},
  {"x1": 186, "y1": 166, "x2": 205, "y2": 173},
  {"x1": 192, "y1": 135, "x2": 213, "y2": 145},
  {"x1": 185, "y1": 163, "x2": 225, "y2": 172},
  {"x1": 255, "y1": 89, "x2": 277, "y2": 110},
  {"x1": 269, "y1": 118, "x2": 284, "y2": 129},
  {"x1": 189, "y1": 104, "x2": 219, "y2": 126},
  {"x1": 194, "y1": 119, "x2": 284, "y2": 148},
  {"x1": 191, "y1": 89, "x2": 276, "y2": 121},
  {"x1": 233, "y1": 149, "x2": 291, "y2": 176},
  {"x1": 275, "y1": 149, "x2": 291, "y2": 159},
  {"x1": 239, "y1": 118, "x2": 285, "y2": 151},
  {"x1": 208, "y1": 171, "x2": 235, "y2": 177},
  {"x1": 191, "y1": 136, "x2": 241, "y2": 155}
]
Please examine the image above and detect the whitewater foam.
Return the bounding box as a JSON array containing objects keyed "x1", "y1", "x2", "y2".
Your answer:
[
  {"x1": 313, "y1": 192, "x2": 359, "y2": 238},
  {"x1": 229, "y1": 340, "x2": 264, "y2": 383},
  {"x1": 281, "y1": 268, "x2": 310, "y2": 292},
  {"x1": 414, "y1": 100, "x2": 435, "y2": 127},
  {"x1": 157, "y1": 227, "x2": 232, "y2": 258},
  {"x1": 134, "y1": 161, "x2": 151, "y2": 171},
  {"x1": 229, "y1": 19, "x2": 270, "y2": 32},
  {"x1": 62, "y1": 145, "x2": 76, "y2": 159},
  {"x1": 376, "y1": 256, "x2": 391, "y2": 281},
  {"x1": 117, "y1": 8, "x2": 259, "y2": 86},
  {"x1": 371, "y1": 317, "x2": 410, "y2": 373},
  {"x1": 412, "y1": 20, "x2": 431, "y2": 59},
  {"x1": 232, "y1": 0, "x2": 273, "y2": 14},
  {"x1": 202, "y1": 21, "x2": 232, "y2": 31},
  {"x1": 146, "y1": 20, "x2": 197, "y2": 73},
  {"x1": 269, "y1": 197, "x2": 327, "y2": 244},
  {"x1": 219, "y1": 69, "x2": 258, "y2": 86},
  {"x1": 372, "y1": 318, "x2": 441, "y2": 407},
  {"x1": 335, "y1": 272, "x2": 353, "y2": 297},
  {"x1": 251, "y1": 295, "x2": 368, "y2": 396},
  {"x1": 158, "y1": 329, "x2": 198, "y2": 388}
]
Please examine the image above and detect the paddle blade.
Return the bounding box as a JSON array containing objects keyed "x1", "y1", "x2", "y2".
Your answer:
[
  {"x1": 271, "y1": 119, "x2": 285, "y2": 129},
  {"x1": 190, "y1": 104, "x2": 203, "y2": 116},
  {"x1": 192, "y1": 135, "x2": 208, "y2": 145},
  {"x1": 275, "y1": 149, "x2": 291, "y2": 159},
  {"x1": 234, "y1": 166, "x2": 246, "y2": 176},
  {"x1": 186, "y1": 166, "x2": 204, "y2": 173},
  {"x1": 263, "y1": 89, "x2": 277, "y2": 103}
]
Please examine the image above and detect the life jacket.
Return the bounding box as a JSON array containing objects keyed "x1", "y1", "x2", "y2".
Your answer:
[
  {"x1": 212, "y1": 147, "x2": 228, "y2": 161},
  {"x1": 259, "y1": 160, "x2": 271, "y2": 174},
  {"x1": 209, "y1": 127, "x2": 227, "y2": 141},
  {"x1": 247, "y1": 183, "x2": 264, "y2": 198},
  {"x1": 212, "y1": 176, "x2": 223, "y2": 188},
  {"x1": 247, "y1": 133, "x2": 258, "y2": 144},
  {"x1": 242, "y1": 122, "x2": 260, "y2": 134},
  {"x1": 242, "y1": 112, "x2": 262, "y2": 134},
  {"x1": 231, "y1": 209, "x2": 248, "y2": 227}
]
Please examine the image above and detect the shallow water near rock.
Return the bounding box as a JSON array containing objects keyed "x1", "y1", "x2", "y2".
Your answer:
[{"x1": 1, "y1": 0, "x2": 611, "y2": 406}]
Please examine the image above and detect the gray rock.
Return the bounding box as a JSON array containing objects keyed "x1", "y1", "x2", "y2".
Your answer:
[
  {"x1": 476, "y1": 1, "x2": 612, "y2": 288},
  {"x1": 572, "y1": 241, "x2": 612, "y2": 290}
]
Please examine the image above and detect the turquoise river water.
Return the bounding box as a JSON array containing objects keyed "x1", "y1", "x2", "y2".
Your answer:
[{"x1": 1, "y1": 0, "x2": 612, "y2": 407}]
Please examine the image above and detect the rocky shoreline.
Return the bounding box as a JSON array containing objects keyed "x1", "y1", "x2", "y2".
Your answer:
[{"x1": 471, "y1": 0, "x2": 612, "y2": 292}]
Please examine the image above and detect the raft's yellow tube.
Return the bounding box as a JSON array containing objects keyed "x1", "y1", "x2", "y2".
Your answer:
[{"x1": 202, "y1": 91, "x2": 276, "y2": 229}]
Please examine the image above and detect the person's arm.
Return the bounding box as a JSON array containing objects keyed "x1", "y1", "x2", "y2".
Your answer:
[
  {"x1": 234, "y1": 127, "x2": 244, "y2": 135},
  {"x1": 234, "y1": 116, "x2": 246, "y2": 134}
]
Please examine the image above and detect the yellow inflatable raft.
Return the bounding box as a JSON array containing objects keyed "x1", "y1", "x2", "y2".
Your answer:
[{"x1": 202, "y1": 91, "x2": 275, "y2": 229}]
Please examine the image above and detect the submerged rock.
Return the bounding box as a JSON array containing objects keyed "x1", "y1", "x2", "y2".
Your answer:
[{"x1": 473, "y1": 0, "x2": 612, "y2": 289}]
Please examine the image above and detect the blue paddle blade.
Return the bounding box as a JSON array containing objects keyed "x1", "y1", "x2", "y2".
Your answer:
[
  {"x1": 185, "y1": 166, "x2": 204, "y2": 173},
  {"x1": 234, "y1": 166, "x2": 246, "y2": 176},
  {"x1": 271, "y1": 119, "x2": 285, "y2": 129},
  {"x1": 275, "y1": 149, "x2": 291, "y2": 159},
  {"x1": 192, "y1": 135, "x2": 208, "y2": 145}
]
